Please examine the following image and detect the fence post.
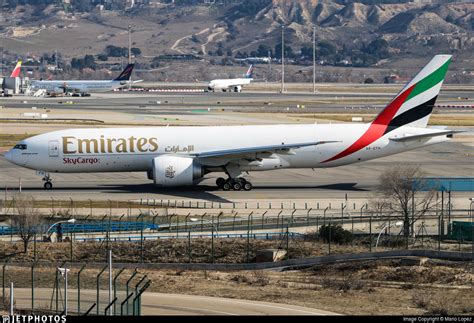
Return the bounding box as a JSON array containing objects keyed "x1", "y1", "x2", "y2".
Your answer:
[
  {"x1": 96, "y1": 265, "x2": 108, "y2": 315},
  {"x1": 233, "y1": 212, "x2": 238, "y2": 231},
  {"x1": 9, "y1": 282, "x2": 13, "y2": 315},
  {"x1": 113, "y1": 268, "x2": 125, "y2": 315},
  {"x1": 188, "y1": 231, "x2": 192, "y2": 263},
  {"x1": 2, "y1": 261, "x2": 9, "y2": 305},
  {"x1": 369, "y1": 214, "x2": 372, "y2": 252},
  {"x1": 246, "y1": 213, "x2": 252, "y2": 263},
  {"x1": 349, "y1": 216, "x2": 353, "y2": 248},
  {"x1": 33, "y1": 233, "x2": 37, "y2": 263},
  {"x1": 436, "y1": 212, "x2": 440, "y2": 251},
  {"x1": 55, "y1": 269, "x2": 59, "y2": 312},
  {"x1": 31, "y1": 262, "x2": 35, "y2": 310},
  {"x1": 328, "y1": 221, "x2": 331, "y2": 255},
  {"x1": 125, "y1": 269, "x2": 138, "y2": 315},
  {"x1": 77, "y1": 264, "x2": 86, "y2": 315},
  {"x1": 104, "y1": 297, "x2": 118, "y2": 316},
  {"x1": 121, "y1": 293, "x2": 134, "y2": 316},
  {"x1": 291, "y1": 210, "x2": 296, "y2": 227},
  {"x1": 211, "y1": 217, "x2": 215, "y2": 264}
]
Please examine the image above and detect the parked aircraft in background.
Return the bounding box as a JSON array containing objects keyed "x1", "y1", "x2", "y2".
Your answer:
[
  {"x1": 27, "y1": 64, "x2": 139, "y2": 96},
  {"x1": 207, "y1": 64, "x2": 253, "y2": 92},
  {"x1": 5, "y1": 56, "x2": 461, "y2": 191}
]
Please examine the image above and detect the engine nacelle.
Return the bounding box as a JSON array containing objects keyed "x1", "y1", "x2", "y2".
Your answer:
[
  {"x1": 152, "y1": 155, "x2": 202, "y2": 187},
  {"x1": 233, "y1": 85, "x2": 242, "y2": 93}
]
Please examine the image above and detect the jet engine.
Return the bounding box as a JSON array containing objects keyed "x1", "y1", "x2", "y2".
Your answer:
[
  {"x1": 152, "y1": 155, "x2": 203, "y2": 187},
  {"x1": 233, "y1": 85, "x2": 242, "y2": 93}
]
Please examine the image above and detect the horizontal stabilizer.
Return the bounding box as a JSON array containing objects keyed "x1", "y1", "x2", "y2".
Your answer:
[{"x1": 389, "y1": 130, "x2": 464, "y2": 142}]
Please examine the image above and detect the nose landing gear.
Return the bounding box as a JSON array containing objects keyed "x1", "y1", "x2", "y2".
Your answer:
[
  {"x1": 42, "y1": 173, "x2": 53, "y2": 190},
  {"x1": 216, "y1": 177, "x2": 253, "y2": 191}
]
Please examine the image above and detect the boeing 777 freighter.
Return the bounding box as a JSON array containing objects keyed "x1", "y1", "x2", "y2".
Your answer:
[{"x1": 5, "y1": 55, "x2": 460, "y2": 191}]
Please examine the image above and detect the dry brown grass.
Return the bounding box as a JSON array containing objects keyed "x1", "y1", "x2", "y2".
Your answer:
[
  {"x1": 0, "y1": 238, "x2": 382, "y2": 264},
  {"x1": 2, "y1": 259, "x2": 472, "y2": 315}
]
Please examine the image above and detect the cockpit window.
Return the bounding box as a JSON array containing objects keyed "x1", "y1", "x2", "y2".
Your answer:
[{"x1": 13, "y1": 144, "x2": 27, "y2": 150}]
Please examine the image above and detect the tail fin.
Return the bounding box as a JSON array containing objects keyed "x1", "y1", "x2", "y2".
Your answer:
[
  {"x1": 10, "y1": 60, "x2": 22, "y2": 77},
  {"x1": 113, "y1": 64, "x2": 135, "y2": 81},
  {"x1": 322, "y1": 55, "x2": 451, "y2": 164},
  {"x1": 244, "y1": 64, "x2": 254, "y2": 78},
  {"x1": 373, "y1": 55, "x2": 451, "y2": 131}
]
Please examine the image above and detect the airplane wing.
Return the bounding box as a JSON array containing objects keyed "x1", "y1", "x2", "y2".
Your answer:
[
  {"x1": 389, "y1": 130, "x2": 464, "y2": 142},
  {"x1": 192, "y1": 141, "x2": 339, "y2": 159},
  {"x1": 132, "y1": 80, "x2": 143, "y2": 84}
]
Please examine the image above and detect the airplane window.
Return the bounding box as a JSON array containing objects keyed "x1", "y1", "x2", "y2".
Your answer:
[{"x1": 13, "y1": 144, "x2": 27, "y2": 150}]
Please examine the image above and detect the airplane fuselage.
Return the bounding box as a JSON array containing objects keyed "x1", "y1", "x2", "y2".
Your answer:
[
  {"x1": 29, "y1": 80, "x2": 127, "y2": 93},
  {"x1": 5, "y1": 124, "x2": 449, "y2": 175},
  {"x1": 208, "y1": 78, "x2": 252, "y2": 91}
]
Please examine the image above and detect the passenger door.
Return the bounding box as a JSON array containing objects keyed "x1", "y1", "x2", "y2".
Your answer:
[{"x1": 49, "y1": 141, "x2": 59, "y2": 157}]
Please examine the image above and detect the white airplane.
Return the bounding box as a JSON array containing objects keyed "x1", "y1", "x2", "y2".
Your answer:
[
  {"x1": 207, "y1": 64, "x2": 253, "y2": 92},
  {"x1": 27, "y1": 64, "x2": 137, "y2": 95},
  {"x1": 5, "y1": 55, "x2": 460, "y2": 191}
]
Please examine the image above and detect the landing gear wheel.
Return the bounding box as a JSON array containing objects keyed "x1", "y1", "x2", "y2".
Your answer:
[
  {"x1": 44, "y1": 181, "x2": 53, "y2": 190},
  {"x1": 216, "y1": 177, "x2": 226, "y2": 188},
  {"x1": 222, "y1": 182, "x2": 231, "y2": 191},
  {"x1": 232, "y1": 181, "x2": 242, "y2": 191},
  {"x1": 243, "y1": 181, "x2": 253, "y2": 191}
]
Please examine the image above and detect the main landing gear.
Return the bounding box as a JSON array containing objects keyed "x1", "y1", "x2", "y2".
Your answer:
[
  {"x1": 42, "y1": 173, "x2": 53, "y2": 190},
  {"x1": 216, "y1": 177, "x2": 253, "y2": 191}
]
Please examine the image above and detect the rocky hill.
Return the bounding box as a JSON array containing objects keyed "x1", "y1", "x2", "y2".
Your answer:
[{"x1": 0, "y1": 0, "x2": 472, "y2": 82}]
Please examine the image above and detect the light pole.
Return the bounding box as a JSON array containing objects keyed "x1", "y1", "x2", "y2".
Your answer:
[
  {"x1": 375, "y1": 221, "x2": 403, "y2": 248},
  {"x1": 281, "y1": 25, "x2": 285, "y2": 93},
  {"x1": 57, "y1": 267, "x2": 70, "y2": 315},
  {"x1": 128, "y1": 24, "x2": 132, "y2": 90},
  {"x1": 44, "y1": 219, "x2": 76, "y2": 239},
  {"x1": 312, "y1": 25, "x2": 316, "y2": 93}
]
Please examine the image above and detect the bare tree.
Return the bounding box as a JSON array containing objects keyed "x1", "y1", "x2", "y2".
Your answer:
[
  {"x1": 12, "y1": 195, "x2": 43, "y2": 253},
  {"x1": 376, "y1": 165, "x2": 438, "y2": 238}
]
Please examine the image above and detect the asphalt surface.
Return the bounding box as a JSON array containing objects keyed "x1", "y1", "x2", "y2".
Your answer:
[
  {"x1": 0, "y1": 87, "x2": 472, "y2": 203},
  {"x1": 1, "y1": 86, "x2": 473, "y2": 114},
  {"x1": 13, "y1": 288, "x2": 338, "y2": 315}
]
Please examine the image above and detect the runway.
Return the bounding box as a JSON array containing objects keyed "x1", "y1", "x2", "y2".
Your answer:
[
  {"x1": 1, "y1": 85, "x2": 473, "y2": 114},
  {"x1": 0, "y1": 85, "x2": 472, "y2": 203}
]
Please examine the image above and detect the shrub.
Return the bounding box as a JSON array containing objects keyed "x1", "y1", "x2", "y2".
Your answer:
[
  {"x1": 252, "y1": 270, "x2": 269, "y2": 286},
  {"x1": 319, "y1": 224, "x2": 352, "y2": 244}
]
